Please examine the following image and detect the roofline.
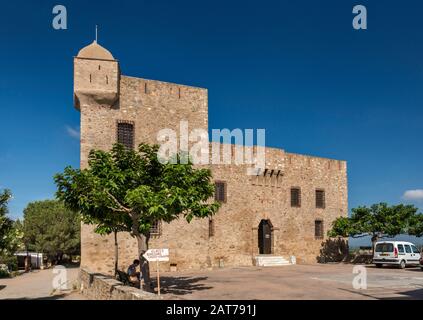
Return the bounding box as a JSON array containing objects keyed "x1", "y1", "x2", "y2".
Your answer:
[
  {"x1": 121, "y1": 75, "x2": 207, "y2": 91},
  {"x1": 74, "y1": 56, "x2": 118, "y2": 62}
]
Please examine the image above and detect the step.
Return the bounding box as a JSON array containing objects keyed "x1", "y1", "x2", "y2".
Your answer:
[{"x1": 254, "y1": 255, "x2": 293, "y2": 267}]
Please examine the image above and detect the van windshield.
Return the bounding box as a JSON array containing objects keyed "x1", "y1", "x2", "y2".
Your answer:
[{"x1": 375, "y1": 243, "x2": 394, "y2": 253}]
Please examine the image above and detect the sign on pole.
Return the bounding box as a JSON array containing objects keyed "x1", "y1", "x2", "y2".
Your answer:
[
  {"x1": 143, "y1": 249, "x2": 169, "y2": 296},
  {"x1": 143, "y1": 249, "x2": 169, "y2": 262}
]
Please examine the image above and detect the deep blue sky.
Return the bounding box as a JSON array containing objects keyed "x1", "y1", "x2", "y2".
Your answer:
[{"x1": 1, "y1": 0, "x2": 423, "y2": 238}]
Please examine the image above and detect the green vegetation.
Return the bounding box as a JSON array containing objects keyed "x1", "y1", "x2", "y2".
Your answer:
[
  {"x1": 0, "y1": 189, "x2": 14, "y2": 254},
  {"x1": 23, "y1": 200, "x2": 80, "y2": 263},
  {"x1": 0, "y1": 189, "x2": 24, "y2": 276},
  {"x1": 329, "y1": 203, "x2": 423, "y2": 254},
  {"x1": 55, "y1": 143, "x2": 220, "y2": 283}
]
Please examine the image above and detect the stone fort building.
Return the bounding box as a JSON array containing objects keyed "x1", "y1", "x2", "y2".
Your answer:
[{"x1": 74, "y1": 41, "x2": 348, "y2": 274}]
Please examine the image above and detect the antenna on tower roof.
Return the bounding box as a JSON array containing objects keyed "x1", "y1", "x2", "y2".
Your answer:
[{"x1": 95, "y1": 25, "x2": 98, "y2": 43}]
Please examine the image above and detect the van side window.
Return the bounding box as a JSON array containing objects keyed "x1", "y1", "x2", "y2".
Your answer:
[
  {"x1": 398, "y1": 244, "x2": 405, "y2": 254},
  {"x1": 404, "y1": 245, "x2": 412, "y2": 254},
  {"x1": 412, "y1": 245, "x2": 420, "y2": 254},
  {"x1": 375, "y1": 243, "x2": 393, "y2": 252}
]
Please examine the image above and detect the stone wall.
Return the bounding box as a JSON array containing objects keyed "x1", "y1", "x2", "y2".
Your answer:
[
  {"x1": 148, "y1": 145, "x2": 348, "y2": 269},
  {"x1": 79, "y1": 268, "x2": 158, "y2": 300},
  {"x1": 79, "y1": 75, "x2": 208, "y2": 168},
  {"x1": 80, "y1": 143, "x2": 347, "y2": 274}
]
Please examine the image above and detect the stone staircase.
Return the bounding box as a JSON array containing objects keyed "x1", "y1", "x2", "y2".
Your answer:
[{"x1": 254, "y1": 255, "x2": 293, "y2": 267}]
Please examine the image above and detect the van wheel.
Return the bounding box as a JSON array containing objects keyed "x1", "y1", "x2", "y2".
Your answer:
[
  {"x1": 420, "y1": 267, "x2": 423, "y2": 271},
  {"x1": 375, "y1": 264, "x2": 382, "y2": 268},
  {"x1": 399, "y1": 260, "x2": 406, "y2": 269}
]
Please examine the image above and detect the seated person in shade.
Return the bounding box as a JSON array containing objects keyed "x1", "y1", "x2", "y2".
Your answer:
[{"x1": 127, "y1": 259, "x2": 141, "y2": 283}]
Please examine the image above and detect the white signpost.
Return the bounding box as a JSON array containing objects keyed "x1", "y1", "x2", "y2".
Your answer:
[{"x1": 143, "y1": 249, "x2": 169, "y2": 296}]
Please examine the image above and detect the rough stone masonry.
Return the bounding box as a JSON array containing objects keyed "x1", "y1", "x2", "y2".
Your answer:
[{"x1": 74, "y1": 40, "x2": 348, "y2": 274}]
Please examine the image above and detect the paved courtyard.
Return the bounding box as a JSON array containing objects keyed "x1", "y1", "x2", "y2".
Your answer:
[
  {"x1": 158, "y1": 263, "x2": 423, "y2": 300},
  {"x1": 0, "y1": 266, "x2": 85, "y2": 300},
  {"x1": 1, "y1": 263, "x2": 423, "y2": 300}
]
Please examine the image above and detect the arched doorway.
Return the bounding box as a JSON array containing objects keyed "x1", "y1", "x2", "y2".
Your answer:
[{"x1": 258, "y1": 219, "x2": 272, "y2": 254}]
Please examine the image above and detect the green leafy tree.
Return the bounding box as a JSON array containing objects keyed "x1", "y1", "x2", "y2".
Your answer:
[
  {"x1": 0, "y1": 189, "x2": 13, "y2": 254},
  {"x1": 54, "y1": 143, "x2": 220, "y2": 284},
  {"x1": 23, "y1": 200, "x2": 80, "y2": 263},
  {"x1": 0, "y1": 189, "x2": 25, "y2": 272},
  {"x1": 328, "y1": 203, "x2": 421, "y2": 254},
  {"x1": 408, "y1": 213, "x2": 423, "y2": 237}
]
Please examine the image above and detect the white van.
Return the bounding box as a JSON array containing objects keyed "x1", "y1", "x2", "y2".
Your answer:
[{"x1": 373, "y1": 241, "x2": 421, "y2": 269}]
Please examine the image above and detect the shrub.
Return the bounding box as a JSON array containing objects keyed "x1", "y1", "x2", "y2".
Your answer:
[
  {"x1": 0, "y1": 264, "x2": 10, "y2": 278},
  {"x1": 0, "y1": 255, "x2": 18, "y2": 271}
]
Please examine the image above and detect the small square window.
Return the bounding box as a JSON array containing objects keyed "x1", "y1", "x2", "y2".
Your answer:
[
  {"x1": 117, "y1": 121, "x2": 134, "y2": 149},
  {"x1": 150, "y1": 221, "x2": 161, "y2": 235},
  {"x1": 316, "y1": 189, "x2": 325, "y2": 209},
  {"x1": 291, "y1": 188, "x2": 301, "y2": 207},
  {"x1": 315, "y1": 220, "x2": 324, "y2": 239},
  {"x1": 215, "y1": 181, "x2": 226, "y2": 203}
]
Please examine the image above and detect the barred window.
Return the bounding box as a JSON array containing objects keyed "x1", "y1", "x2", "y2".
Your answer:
[
  {"x1": 315, "y1": 220, "x2": 324, "y2": 239},
  {"x1": 150, "y1": 221, "x2": 160, "y2": 235},
  {"x1": 290, "y1": 188, "x2": 301, "y2": 207},
  {"x1": 209, "y1": 219, "x2": 215, "y2": 237},
  {"x1": 117, "y1": 121, "x2": 134, "y2": 149},
  {"x1": 215, "y1": 181, "x2": 226, "y2": 203},
  {"x1": 316, "y1": 189, "x2": 325, "y2": 209}
]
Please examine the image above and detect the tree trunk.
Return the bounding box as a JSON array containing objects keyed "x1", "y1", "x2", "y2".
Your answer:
[
  {"x1": 135, "y1": 233, "x2": 151, "y2": 289},
  {"x1": 371, "y1": 233, "x2": 379, "y2": 256},
  {"x1": 130, "y1": 214, "x2": 151, "y2": 290},
  {"x1": 114, "y1": 230, "x2": 118, "y2": 276}
]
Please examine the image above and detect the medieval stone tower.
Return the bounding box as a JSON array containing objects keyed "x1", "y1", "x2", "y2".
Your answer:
[
  {"x1": 74, "y1": 40, "x2": 119, "y2": 109},
  {"x1": 74, "y1": 40, "x2": 348, "y2": 275}
]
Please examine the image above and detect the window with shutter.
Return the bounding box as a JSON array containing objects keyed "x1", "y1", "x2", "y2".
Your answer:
[
  {"x1": 117, "y1": 121, "x2": 134, "y2": 149},
  {"x1": 215, "y1": 181, "x2": 226, "y2": 203},
  {"x1": 316, "y1": 189, "x2": 325, "y2": 209},
  {"x1": 315, "y1": 220, "x2": 324, "y2": 239},
  {"x1": 150, "y1": 221, "x2": 160, "y2": 235},
  {"x1": 291, "y1": 188, "x2": 301, "y2": 207}
]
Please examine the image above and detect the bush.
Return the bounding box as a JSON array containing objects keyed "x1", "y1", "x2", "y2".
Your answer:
[
  {"x1": 0, "y1": 264, "x2": 10, "y2": 278},
  {"x1": 0, "y1": 255, "x2": 18, "y2": 272}
]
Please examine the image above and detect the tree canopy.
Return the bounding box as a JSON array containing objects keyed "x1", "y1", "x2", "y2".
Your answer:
[
  {"x1": 0, "y1": 189, "x2": 14, "y2": 255},
  {"x1": 54, "y1": 143, "x2": 220, "y2": 282},
  {"x1": 328, "y1": 203, "x2": 422, "y2": 249},
  {"x1": 0, "y1": 189, "x2": 24, "y2": 272},
  {"x1": 23, "y1": 200, "x2": 80, "y2": 262}
]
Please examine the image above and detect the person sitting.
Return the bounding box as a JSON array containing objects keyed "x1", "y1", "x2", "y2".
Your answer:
[{"x1": 127, "y1": 259, "x2": 141, "y2": 283}]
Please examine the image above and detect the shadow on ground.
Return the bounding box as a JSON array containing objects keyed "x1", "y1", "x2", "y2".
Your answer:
[
  {"x1": 366, "y1": 265, "x2": 422, "y2": 270},
  {"x1": 2, "y1": 293, "x2": 70, "y2": 300},
  {"x1": 0, "y1": 285, "x2": 5, "y2": 291},
  {"x1": 381, "y1": 288, "x2": 423, "y2": 300},
  {"x1": 158, "y1": 276, "x2": 212, "y2": 295},
  {"x1": 338, "y1": 286, "x2": 423, "y2": 300}
]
